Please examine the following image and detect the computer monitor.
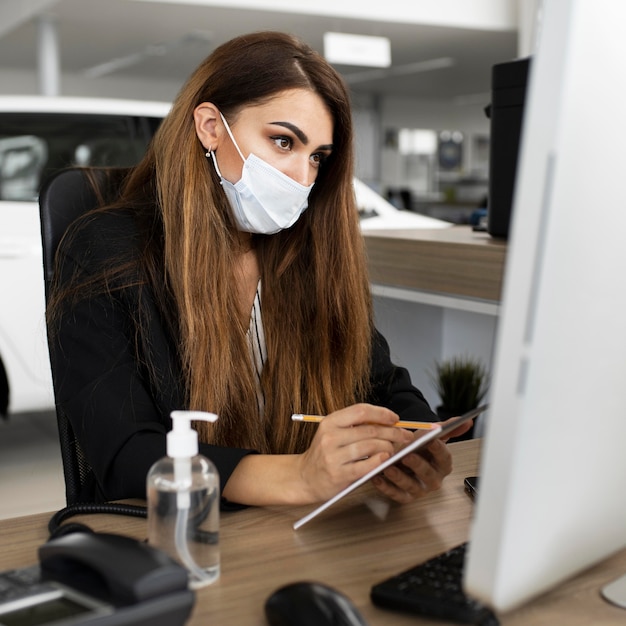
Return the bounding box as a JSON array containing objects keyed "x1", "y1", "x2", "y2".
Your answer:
[{"x1": 463, "y1": 0, "x2": 626, "y2": 613}]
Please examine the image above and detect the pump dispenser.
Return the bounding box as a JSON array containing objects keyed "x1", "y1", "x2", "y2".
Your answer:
[{"x1": 147, "y1": 410, "x2": 220, "y2": 588}]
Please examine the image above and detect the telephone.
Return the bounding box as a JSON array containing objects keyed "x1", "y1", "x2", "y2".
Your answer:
[{"x1": 0, "y1": 531, "x2": 194, "y2": 626}]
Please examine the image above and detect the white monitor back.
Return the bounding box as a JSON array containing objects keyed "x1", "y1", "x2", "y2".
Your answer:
[{"x1": 464, "y1": 0, "x2": 626, "y2": 613}]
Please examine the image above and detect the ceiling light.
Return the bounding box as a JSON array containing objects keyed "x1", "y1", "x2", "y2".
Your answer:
[{"x1": 323, "y1": 32, "x2": 391, "y2": 68}]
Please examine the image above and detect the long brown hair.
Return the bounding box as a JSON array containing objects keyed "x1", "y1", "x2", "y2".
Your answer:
[{"x1": 50, "y1": 31, "x2": 373, "y2": 454}]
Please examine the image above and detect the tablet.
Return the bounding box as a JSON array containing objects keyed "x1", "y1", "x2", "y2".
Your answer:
[{"x1": 293, "y1": 404, "x2": 488, "y2": 529}]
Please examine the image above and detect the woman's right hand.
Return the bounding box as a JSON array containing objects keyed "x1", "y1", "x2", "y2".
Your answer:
[{"x1": 296, "y1": 403, "x2": 414, "y2": 502}]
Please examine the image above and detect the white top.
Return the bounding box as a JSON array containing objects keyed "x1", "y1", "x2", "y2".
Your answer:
[{"x1": 247, "y1": 281, "x2": 267, "y2": 415}]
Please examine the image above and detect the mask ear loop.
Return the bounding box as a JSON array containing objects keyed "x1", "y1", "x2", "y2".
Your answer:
[
  {"x1": 206, "y1": 113, "x2": 245, "y2": 179},
  {"x1": 207, "y1": 147, "x2": 224, "y2": 178},
  {"x1": 219, "y1": 112, "x2": 246, "y2": 163},
  {"x1": 203, "y1": 143, "x2": 222, "y2": 176}
]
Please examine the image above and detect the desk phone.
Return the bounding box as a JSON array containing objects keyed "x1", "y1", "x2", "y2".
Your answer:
[{"x1": 0, "y1": 532, "x2": 194, "y2": 626}]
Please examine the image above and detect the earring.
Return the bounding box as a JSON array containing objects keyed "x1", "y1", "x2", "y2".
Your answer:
[{"x1": 205, "y1": 146, "x2": 213, "y2": 158}]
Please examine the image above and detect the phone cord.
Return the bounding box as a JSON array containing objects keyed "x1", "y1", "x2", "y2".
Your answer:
[{"x1": 48, "y1": 503, "x2": 147, "y2": 539}]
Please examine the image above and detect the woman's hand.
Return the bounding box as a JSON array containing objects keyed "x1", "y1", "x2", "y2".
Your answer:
[
  {"x1": 296, "y1": 403, "x2": 414, "y2": 502},
  {"x1": 370, "y1": 415, "x2": 474, "y2": 504}
]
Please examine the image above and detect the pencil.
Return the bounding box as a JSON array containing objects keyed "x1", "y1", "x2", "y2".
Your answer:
[{"x1": 291, "y1": 414, "x2": 438, "y2": 430}]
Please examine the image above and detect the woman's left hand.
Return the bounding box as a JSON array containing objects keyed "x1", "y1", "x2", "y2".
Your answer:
[{"x1": 369, "y1": 415, "x2": 473, "y2": 504}]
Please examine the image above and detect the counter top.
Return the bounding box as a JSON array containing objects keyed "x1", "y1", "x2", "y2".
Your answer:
[{"x1": 363, "y1": 225, "x2": 507, "y2": 303}]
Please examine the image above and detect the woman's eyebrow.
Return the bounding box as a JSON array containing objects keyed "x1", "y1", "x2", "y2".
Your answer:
[
  {"x1": 270, "y1": 121, "x2": 308, "y2": 144},
  {"x1": 270, "y1": 121, "x2": 333, "y2": 151}
]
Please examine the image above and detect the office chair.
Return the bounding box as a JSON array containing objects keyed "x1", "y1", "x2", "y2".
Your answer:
[{"x1": 38, "y1": 167, "x2": 125, "y2": 505}]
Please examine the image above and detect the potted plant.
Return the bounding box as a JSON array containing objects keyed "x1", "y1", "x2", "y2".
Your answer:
[{"x1": 428, "y1": 355, "x2": 489, "y2": 440}]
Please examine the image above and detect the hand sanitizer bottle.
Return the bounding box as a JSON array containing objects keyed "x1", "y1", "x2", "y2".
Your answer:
[{"x1": 147, "y1": 410, "x2": 220, "y2": 588}]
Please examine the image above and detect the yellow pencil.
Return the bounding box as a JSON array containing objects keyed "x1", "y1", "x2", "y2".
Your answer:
[{"x1": 290, "y1": 414, "x2": 438, "y2": 430}]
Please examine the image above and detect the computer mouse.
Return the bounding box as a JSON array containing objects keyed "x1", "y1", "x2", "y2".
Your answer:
[{"x1": 264, "y1": 581, "x2": 369, "y2": 626}]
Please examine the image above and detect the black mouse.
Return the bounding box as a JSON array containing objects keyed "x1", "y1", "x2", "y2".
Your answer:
[{"x1": 264, "y1": 581, "x2": 368, "y2": 626}]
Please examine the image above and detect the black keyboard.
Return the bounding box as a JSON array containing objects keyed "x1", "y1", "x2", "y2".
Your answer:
[{"x1": 370, "y1": 542, "x2": 499, "y2": 625}]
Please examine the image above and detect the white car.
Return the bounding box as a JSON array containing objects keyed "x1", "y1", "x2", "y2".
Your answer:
[
  {"x1": 0, "y1": 96, "x2": 171, "y2": 416},
  {"x1": 353, "y1": 177, "x2": 450, "y2": 231},
  {"x1": 0, "y1": 95, "x2": 448, "y2": 417}
]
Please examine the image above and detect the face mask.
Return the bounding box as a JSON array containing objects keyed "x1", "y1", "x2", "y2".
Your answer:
[{"x1": 208, "y1": 113, "x2": 314, "y2": 234}]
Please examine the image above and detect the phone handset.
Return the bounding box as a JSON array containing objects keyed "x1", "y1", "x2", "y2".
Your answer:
[{"x1": 39, "y1": 531, "x2": 190, "y2": 604}]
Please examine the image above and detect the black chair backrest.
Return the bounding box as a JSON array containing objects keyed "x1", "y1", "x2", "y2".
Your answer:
[
  {"x1": 38, "y1": 167, "x2": 123, "y2": 504},
  {"x1": 40, "y1": 168, "x2": 105, "y2": 298}
]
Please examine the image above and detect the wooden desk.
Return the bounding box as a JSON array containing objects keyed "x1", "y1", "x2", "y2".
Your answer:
[
  {"x1": 364, "y1": 225, "x2": 507, "y2": 304},
  {"x1": 0, "y1": 440, "x2": 624, "y2": 625}
]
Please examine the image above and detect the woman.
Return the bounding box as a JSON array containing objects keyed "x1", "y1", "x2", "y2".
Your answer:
[{"x1": 48, "y1": 31, "x2": 470, "y2": 507}]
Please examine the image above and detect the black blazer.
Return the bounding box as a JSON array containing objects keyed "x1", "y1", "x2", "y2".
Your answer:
[{"x1": 50, "y1": 210, "x2": 435, "y2": 503}]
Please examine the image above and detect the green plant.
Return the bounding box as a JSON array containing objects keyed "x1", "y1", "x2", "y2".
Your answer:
[{"x1": 429, "y1": 355, "x2": 489, "y2": 414}]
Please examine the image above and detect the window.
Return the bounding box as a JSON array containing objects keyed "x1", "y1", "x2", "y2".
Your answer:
[{"x1": 0, "y1": 113, "x2": 162, "y2": 201}]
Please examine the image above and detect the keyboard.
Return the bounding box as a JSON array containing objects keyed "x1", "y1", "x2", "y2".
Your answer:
[{"x1": 370, "y1": 542, "x2": 499, "y2": 625}]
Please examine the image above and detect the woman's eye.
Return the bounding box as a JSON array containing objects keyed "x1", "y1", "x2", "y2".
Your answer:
[
  {"x1": 271, "y1": 136, "x2": 292, "y2": 150},
  {"x1": 311, "y1": 152, "x2": 329, "y2": 167}
]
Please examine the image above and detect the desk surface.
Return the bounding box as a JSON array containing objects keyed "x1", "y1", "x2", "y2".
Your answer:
[
  {"x1": 0, "y1": 439, "x2": 624, "y2": 625},
  {"x1": 364, "y1": 226, "x2": 507, "y2": 302}
]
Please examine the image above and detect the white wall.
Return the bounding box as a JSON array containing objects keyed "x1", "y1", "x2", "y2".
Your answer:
[
  {"x1": 378, "y1": 95, "x2": 491, "y2": 192},
  {"x1": 382, "y1": 94, "x2": 490, "y2": 132}
]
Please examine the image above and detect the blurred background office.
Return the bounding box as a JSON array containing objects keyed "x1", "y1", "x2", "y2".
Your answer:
[
  {"x1": 0, "y1": 0, "x2": 539, "y2": 519},
  {"x1": 0, "y1": 0, "x2": 541, "y2": 217}
]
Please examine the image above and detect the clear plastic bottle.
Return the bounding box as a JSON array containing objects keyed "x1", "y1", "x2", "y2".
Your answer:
[{"x1": 147, "y1": 410, "x2": 220, "y2": 588}]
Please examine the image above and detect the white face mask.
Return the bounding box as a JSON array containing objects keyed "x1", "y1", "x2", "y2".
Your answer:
[{"x1": 209, "y1": 113, "x2": 314, "y2": 234}]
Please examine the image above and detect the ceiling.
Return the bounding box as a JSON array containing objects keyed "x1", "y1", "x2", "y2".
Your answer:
[{"x1": 0, "y1": 0, "x2": 519, "y2": 101}]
